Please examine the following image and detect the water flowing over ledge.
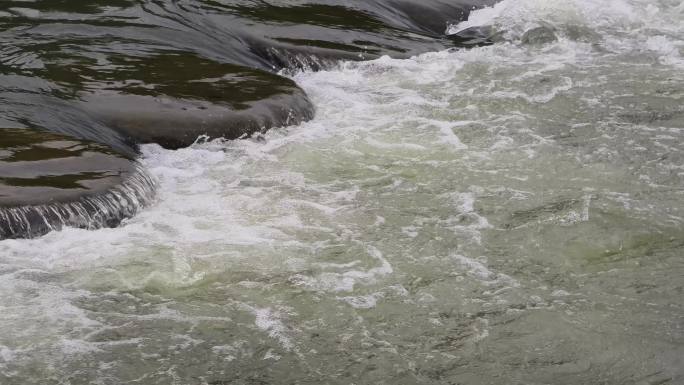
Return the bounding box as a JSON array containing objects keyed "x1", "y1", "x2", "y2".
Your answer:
[
  {"x1": 0, "y1": 163, "x2": 156, "y2": 239},
  {"x1": 0, "y1": 127, "x2": 157, "y2": 239},
  {"x1": 1, "y1": 0, "x2": 684, "y2": 383},
  {"x1": 0, "y1": 0, "x2": 492, "y2": 238}
]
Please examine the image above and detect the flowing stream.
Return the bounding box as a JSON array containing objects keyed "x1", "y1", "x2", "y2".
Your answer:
[{"x1": 1, "y1": 0, "x2": 684, "y2": 383}]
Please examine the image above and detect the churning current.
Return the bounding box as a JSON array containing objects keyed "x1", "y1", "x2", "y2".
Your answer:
[{"x1": 1, "y1": 0, "x2": 684, "y2": 383}]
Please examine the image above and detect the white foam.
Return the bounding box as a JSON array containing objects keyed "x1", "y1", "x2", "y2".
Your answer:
[
  {"x1": 338, "y1": 292, "x2": 385, "y2": 309},
  {"x1": 448, "y1": 0, "x2": 674, "y2": 37},
  {"x1": 290, "y1": 246, "x2": 393, "y2": 293},
  {"x1": 251, "y1": 307, "x2": 295, "y2": 351},
  {"x1": 452, "y1": 254, "x2": 517, "y2": 288},
  {"x1": 0, "y1": 345, "x2": 16, "y2": 364}
]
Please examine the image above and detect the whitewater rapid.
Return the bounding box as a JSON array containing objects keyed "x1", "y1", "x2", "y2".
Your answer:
[{"x1": 1, "y1": 0, "x2": 683, "y2": 383}]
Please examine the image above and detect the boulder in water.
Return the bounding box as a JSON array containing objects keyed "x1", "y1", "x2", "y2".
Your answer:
[
  {"x1": 446, "y1": 26, "x2": 504, "y2": 46},
  {"x1": 564, "y1": 25, "x2": 602, "y2": 43},
  {"x1": 521, "y1": 25, "x2": 558, "y2": 45}
]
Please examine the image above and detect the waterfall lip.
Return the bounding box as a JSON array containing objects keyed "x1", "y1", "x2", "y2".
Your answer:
[
  {"x1": 0, "y1": 163, "x2": 156, "y2": 240},
  {"x1": 0, "y1": 127, "x2": 157, "y2": 239}
]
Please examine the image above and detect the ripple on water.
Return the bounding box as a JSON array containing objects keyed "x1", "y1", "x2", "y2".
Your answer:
[{"x1": 2, "y1": 0, "x2": 684, "y2": 383}]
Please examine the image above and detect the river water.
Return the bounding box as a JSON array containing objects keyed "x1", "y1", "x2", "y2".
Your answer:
[{"x1": 1, "y1": 0, "x2": 684, "y2": 384}]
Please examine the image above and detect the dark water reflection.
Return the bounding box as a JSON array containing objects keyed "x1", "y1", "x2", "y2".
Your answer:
[
  {"x1": 0, "y1": 0, "x2": 491, "y2": 212},
  {"x1": 0, "y1": 127, "x2": 133, "y2": 205},
  {"x1": 0, "y1": 0, "x2": 491, "y2": 152}
]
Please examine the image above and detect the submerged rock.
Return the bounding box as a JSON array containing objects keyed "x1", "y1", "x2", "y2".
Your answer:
[
  {"x1": 446, "y1": 26, "x2": 504, "y2": 46},
  {"x1": 521, "y1": 25, "x2": 558, "y2": 45},
  {"x1": 0, "y1": 128, "x2": 155, "y2": 239},
  {"x1": 564, "y1": 25, "x2": 602, "y2": 43}
]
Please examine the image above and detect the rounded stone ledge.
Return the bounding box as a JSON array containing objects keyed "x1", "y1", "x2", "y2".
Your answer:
[
  {"x1": 75, "y1": 53, "x2": 315, "y2": 149},
  {"x1": 79, "y1": 87, "x2": 314, "y2": 150},
  {"x1": 0, "y1": 128, "x2": 156, "y2": 239}
]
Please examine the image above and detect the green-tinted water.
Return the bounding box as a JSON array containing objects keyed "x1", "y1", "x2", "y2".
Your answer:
[{"x1": 1, "y1": 0, "x2": 684, "y2": 383}]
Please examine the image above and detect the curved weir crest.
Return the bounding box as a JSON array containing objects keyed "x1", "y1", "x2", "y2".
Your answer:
[
  {"x1": 0, "y1": 127, "x2": 158, "y2": 239},
  {"x1": 0, "y1": 0, "x2": 492, "y2": 239},
  {"x1": 0, "y1": 163, "x2": 156, "y2": 239}
]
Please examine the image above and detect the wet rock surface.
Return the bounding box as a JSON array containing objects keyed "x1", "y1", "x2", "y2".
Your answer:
[
  {"x1": 0, "y1": 127, "x2": 155, "y2": 239},
  {"x1": 446, "y1": 26, "x2": 504, "y2": 46}
]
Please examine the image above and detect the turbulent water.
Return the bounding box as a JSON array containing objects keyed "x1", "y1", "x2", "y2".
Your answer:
[{"x1": 2, "y1": 0, "x2": 684, "y2": 384}]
